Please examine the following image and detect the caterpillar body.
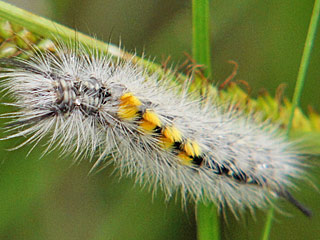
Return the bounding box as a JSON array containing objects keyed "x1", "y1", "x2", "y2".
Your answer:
[{"x1": 0, "y1": 43, "x2": 311, "y2": 216}]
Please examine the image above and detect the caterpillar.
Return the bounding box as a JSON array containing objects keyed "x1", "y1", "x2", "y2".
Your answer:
[{"x1": 0, "y1": 41, "x2": 311, "y2": 217}]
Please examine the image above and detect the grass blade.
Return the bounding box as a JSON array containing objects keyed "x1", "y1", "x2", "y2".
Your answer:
[
  {"x1": 286, "y1": 0, "x2": 320, "y2": 135},
  {"x1": 192, "y1": 0, "x2": 220, "y2": 240},
  {"x1": 262, "y1": 0, "x2": 320, "y2": 239},
  {"x1": 196, "y1": 202, "x2": 220, "y2": 240},
  {"x1": 192, "y1": 0, "x2": 212, "y2": 78}
]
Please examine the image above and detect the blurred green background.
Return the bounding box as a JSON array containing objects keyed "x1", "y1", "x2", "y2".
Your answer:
[{"x1": 0, "y1": 0, "x2": 319, "y2": 239}]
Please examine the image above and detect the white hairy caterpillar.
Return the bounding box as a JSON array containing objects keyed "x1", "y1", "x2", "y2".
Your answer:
[{"x1": 0, "y1": 42, "x2": 311, "y2": 217}]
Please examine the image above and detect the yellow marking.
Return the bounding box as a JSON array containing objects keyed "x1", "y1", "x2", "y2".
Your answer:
[
  {"x1": 158, "y1": 136, "x2": 173, "y2": 149},
  {"x1": 143, "y1": 110, "x2": 161, "y2": 127},
  {"x1": 138, "y1": 110, "x2": 161, "y2": 133},
  {"x1": 120, "y1": 93, "x2": 142, "y2": 107},
  {"x1": 139, "y1": 119, "x2": 157, "y2": 132},
  {"x1": 163, "y1": 126, "x2": 182, "y2": 142},
  {"x1": 118, "y1": 106, "x2": 139, "y2": 120},
  {"x1": 120, "y1": 92, "x2": 134, "y2": 101},
  {"x1": 177, "y1": 152, "x2": 193, "y2": 166},
  {"x1": 118, "y1": 93, "x2": 142, "y2": 120},
  {"x1": 183, "y1": 141, "x2": 201, "y2": 157},
  {"x1": 183, "y1": 141, "x2": 194, "y2": 156},
  {"x1": 192, "y1": 141, "x2": 201, "y2": 156}
]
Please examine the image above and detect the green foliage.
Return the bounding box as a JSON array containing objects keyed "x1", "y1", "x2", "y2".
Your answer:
[{"x1": 192, "y1": 0, "x2": 219, "y2": 239}]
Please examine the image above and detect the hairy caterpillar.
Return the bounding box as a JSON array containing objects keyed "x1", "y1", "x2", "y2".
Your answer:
[{"x1": 0, "y1": 42, "x2": 311, "y2": 217}]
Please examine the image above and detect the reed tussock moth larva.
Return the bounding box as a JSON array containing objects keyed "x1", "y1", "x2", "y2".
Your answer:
[{"x1": 0, "y1": 41, "x2": 311, "y2": 217}]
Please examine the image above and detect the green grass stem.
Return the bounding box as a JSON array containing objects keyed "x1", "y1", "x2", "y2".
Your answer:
[
  {"x1": 196, "y1": 202, "x2": 220, "y2": 240},
  {"x1": 192, "y1": 0, "x2": 220, "y2": 240},
  {"x1": 286, "y1": 0, "x2": 320, "y2": 135},
  {"x1": 0, "y1": 1, "x2": 169, "y2": 75},
  {"x1": 192, "y1": 0, "x2": 212, "y2": 79},
  {"x1": 0, "y1": 1, "x2": 107, "y2": 50},
  {"x1": 262, "y1": 0, "x2": 320, "y2": 239}
]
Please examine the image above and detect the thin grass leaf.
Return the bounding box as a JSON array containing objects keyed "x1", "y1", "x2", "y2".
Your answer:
[
  {"x1": 192, "y1": 0, "x2": 220, "y2": 240},
  {"x1": 262, "y1": 0, "x2": 320, "y2": 239}
]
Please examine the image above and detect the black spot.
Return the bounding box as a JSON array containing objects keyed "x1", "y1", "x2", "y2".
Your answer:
[
  {"x1": 232, "y1": 173, "x2": 241, "y2": 181},
  {"x1": 221, "y1": 165, "x2": 230, "y2": 175},
  {"x1": 172, "y1": 141, "x2": 182, "y2": 151},
  {"x1": 153, "y1": 126, "x2": 162, "y2": 135},
  {"x1": 192, "y1": 155, "x2": 204, "y2": 166},
  {"x1": 135, "y1": 111, "x2": 144, "y2": 121}
]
